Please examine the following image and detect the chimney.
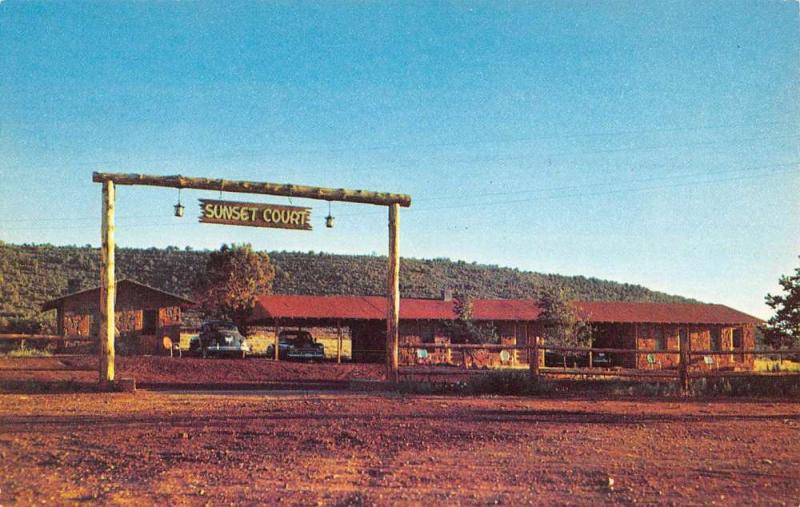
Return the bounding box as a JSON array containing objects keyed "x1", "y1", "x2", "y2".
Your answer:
[{"x1": 441, "y1": 288, "x2": 454, "y2": 301}]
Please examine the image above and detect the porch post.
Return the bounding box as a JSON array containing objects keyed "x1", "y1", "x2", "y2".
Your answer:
[
  {"x1": 274, "y1": 321, "x2": 281, "y2": 361},
  {"x1": 679, "y1": 328, "x2": 690, "y2": 393},
  {"x1": 337, "y1": 320, "x2": 343, "y2": 364}
]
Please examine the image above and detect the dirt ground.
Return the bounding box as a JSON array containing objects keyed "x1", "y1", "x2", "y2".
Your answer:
[
  {"x1": 0, "y1": 356, "x2": 384, "y2": 390},
  {"x1": 1, "y1": 358, "x2": 799, "y2": 506}
]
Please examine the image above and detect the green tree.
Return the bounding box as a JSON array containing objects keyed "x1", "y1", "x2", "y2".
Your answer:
[
  {"x1": 443, "y1": 292, "x2": 498, "y2": 344},
  {"x1": 195, "y1": 244, "x2": 276, "y2": 332},
  {"x1": 538, "y1": 286, "x2": 592, "y2": 367},
  {"x1": 764, "y1": 257, "x2": 800, "y2": 349}
]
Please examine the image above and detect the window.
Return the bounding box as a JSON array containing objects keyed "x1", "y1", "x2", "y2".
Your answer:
[
  {"x1": 420, "y1": 322, "x2": 435, "y2": 343},
  {"x1": 654, "y1": 326, "x2": 666, "y2": 351},
  {"x1": 732, "y1": 328, "x2": 743, "y2": 349},
  {"x1": 142, "y1": 310, "x2": 157, "y2": 335},
  {"x1": 711, "y1": 328, "x2": 722, "y2": 352}
]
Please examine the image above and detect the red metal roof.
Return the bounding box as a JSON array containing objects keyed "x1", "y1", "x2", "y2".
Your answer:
[
  {"x1": 250, "y1": 295, "x2": 762, "y2": 325},
  {"x1": 575, "y1": 301, "x2": 763, "y2": 325},
  {"x1": 471, "y1": 299, "x2": 541, "y2": 321},
  {"x1": 250, "y1": 295, "x2": 460, "y2": 321},
  {"x1": 249, "y1": 295, "x2": 385, "y2": 321}
]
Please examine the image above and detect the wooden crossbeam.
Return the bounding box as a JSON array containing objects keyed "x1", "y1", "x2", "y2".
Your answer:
[{"x1": 92, "y1": 172, "x2": 411, "y2": 207}]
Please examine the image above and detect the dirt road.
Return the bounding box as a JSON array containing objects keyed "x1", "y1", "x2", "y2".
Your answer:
[{"x1": 1, "y1": 388, "x2": 798, "y2": 505}]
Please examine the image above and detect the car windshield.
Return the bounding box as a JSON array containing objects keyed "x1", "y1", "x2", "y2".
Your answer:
[
  {"x1": 209, "y1": 322, "x2": 238, "y2": 332},
  {"x1": 281, "y1": 332, "x2": 313, "y2": 345}
]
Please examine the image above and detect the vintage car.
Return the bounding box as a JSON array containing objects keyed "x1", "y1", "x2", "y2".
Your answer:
[
  {"x1": 189, "y1": 320, "x2": 250, "y2": 358},
  {"x1": 266, "y1": 330, "x2": 325, "y2": 362}
]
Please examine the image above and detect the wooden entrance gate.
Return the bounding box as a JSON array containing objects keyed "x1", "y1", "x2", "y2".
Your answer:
[{"x1": 92, "y1": 172, "x2": 411, "y2": 386}]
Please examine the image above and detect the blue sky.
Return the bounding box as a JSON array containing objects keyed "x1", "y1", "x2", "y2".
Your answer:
[{"x1": 1, "y1": 1, "x2": 798, "y2": 318}]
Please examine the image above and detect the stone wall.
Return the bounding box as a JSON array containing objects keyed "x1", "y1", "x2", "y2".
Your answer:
[{"x1": 55, "y1": 283, "x2": 186, "y2": 355}]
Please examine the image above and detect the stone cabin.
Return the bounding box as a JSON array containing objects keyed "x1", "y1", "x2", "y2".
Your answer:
[{"x1": 42, "y1": 279, "x2": 194, "y2": 355}]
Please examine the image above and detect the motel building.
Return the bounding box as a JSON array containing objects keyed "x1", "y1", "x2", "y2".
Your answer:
[
  {"x1": 248, "y1": 292, "x2": 762, "y2": 370},
  {"x1": 41, "y1": 278, "x2": 762, "y2": 371}
]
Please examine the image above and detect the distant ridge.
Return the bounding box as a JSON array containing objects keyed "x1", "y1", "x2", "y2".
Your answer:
[{"x1": 0, "y1": 242, "x2": 697, "y2": 323}]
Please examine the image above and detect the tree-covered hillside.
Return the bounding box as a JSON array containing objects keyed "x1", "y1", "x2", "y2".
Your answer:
[{"x1": 0, "y1": 242, "x2": 697, "y2": 330}]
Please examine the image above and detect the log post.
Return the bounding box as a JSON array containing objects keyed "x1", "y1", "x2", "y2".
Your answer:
[
  {"x1": 530, "y1": 335, "x2": 541, "y2": 380},
  {"x1": 274, "y1": 322, "x2": 281, "y2": 361},
  {"x1": 679, "y1": 328, "x2": 690, "y2": 393},
  {"x1": 512, "y1": 322, "x2": 518, "y2": 365},
  {"x1": 99, "y1": 179, "x2": 116, "y2": 385},
  {"x1": 337, "y1": 320, "x2": 343, "y2": 364},
  {"x1": 386, "y1": 203, "x2": 400, "y2": 383}
]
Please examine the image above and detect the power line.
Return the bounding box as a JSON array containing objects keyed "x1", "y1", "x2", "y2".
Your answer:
[
  {"x1": 400, "y1": 164, "x2": 799, "y2": 217},
  {"x1": 1, "y1": 159, "x2": 794, "y2": 224},
  {"x1": 325, "y1": 132, "x2": 799, "y2": 177},
  {"x1": 2, "y1": 161, "x2": 796, "y2": 232},
  {"x1": 412, "y1": 160, "x2": 800, "y2": 204},
  {"x1": 8, "y1": 119, "x2": 797, "y2": 173},
  {"x1": 335, "y1": 161, "x2": 799, "y2": 216}
]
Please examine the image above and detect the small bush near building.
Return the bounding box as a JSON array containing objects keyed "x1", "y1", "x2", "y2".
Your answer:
[
  {"x1": 399, "y1": 371, "x2": 554, "y2": 396},
  {"x1": 399, "y1": 373, "x2": 800, "y2": 398},
  {"x1": 690, "y1": 376, "x2": 800, "y2": 397},
  {"x1": 754, "y1": 358, "x2": 800, "y2": 372},
  {"x1": 608, "y1": 381, "x2": 682, "y2": 397},
  {"x1": 4, "y1": 344, "x2": 52, "y2": 358},
  {"x1": 333, "y1": 492, "x2": 374, "y2": 507},
  {"x1": 466, "y1": 371, "x2": 554, "y2": 395}
]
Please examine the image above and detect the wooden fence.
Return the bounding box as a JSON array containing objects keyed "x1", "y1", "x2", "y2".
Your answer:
[
  {"x1": 398, "y1": 341, "x2": 800, "y2": 392},
  {"x1": 1, "y1": 333, "x2": 797, "y2": 392}
]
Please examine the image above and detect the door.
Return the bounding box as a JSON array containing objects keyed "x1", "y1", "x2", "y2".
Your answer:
[{"x1": 142, "y1": 309, "x2": 157, "y2": 335}]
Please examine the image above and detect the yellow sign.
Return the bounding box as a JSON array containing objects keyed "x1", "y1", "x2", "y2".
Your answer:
[{"x1": 199, "y1": 199, "x2": 312, "y2": 230}]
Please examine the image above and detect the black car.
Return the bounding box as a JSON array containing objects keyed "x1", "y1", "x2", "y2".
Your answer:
[
  {"x1": 190, "y1": 320, "x2": 251, "y2": 358},
  {"x1": 266, "y1": 330, "x2": 325, "y2": 362}
]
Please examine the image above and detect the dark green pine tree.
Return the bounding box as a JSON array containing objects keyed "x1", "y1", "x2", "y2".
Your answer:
[{"x1": 764, "y1": 256, "x2": 800, "y2": 349}]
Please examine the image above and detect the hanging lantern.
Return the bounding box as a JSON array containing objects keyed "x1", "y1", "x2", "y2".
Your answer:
[
  {"x1": 325, "y1": 201, "x2": 334, "y2": 228},
  {"x1": 174, "y1": 188, "x2": 184, "y2": 217}
]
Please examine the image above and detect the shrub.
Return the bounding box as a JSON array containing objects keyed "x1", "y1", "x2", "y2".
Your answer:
[
  {"x1": 333, "y1": 492, "x2": 374, "y2": 507},
  {"x1": 609, "y1": 381, "x2": 682, "y2": 397},
  {"x1": 397, "y1": 380, "x2": 466, "y2": 395},
  {"x1": 4, "y1": 344, "x2": 52, "y2": 358},
  {"x1": 399, "y1": 371, "x2": 554, "y2": 396},
  {"x1": 690, "y1": 376, "x2": 800, "y2": 397},
  {"x1": 466, "y1": 371, "x2": 554, "y2": 395}
]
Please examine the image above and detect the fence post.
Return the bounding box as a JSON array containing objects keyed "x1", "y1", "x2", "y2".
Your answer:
[
  {"x1": 274, "y1": 323, "x2": 280, "y2": 361},
  {"x1": 529, "y1": 336, "x2": 541, "y2": 380},
  {"x1": 336, "y1": 320, "x2": 343, "y2": 364},
  {"x1": 679, "y1": 330, "x2": 690, "y2": 393}
]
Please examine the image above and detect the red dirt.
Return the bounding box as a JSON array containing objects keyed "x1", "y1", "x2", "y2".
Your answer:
[
  {"x1": 1, "y1": 357, "x2": 799, "y2": 505},
  {"x1": 0, "y1": 356, "x2": 385, "y2": 389}
]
